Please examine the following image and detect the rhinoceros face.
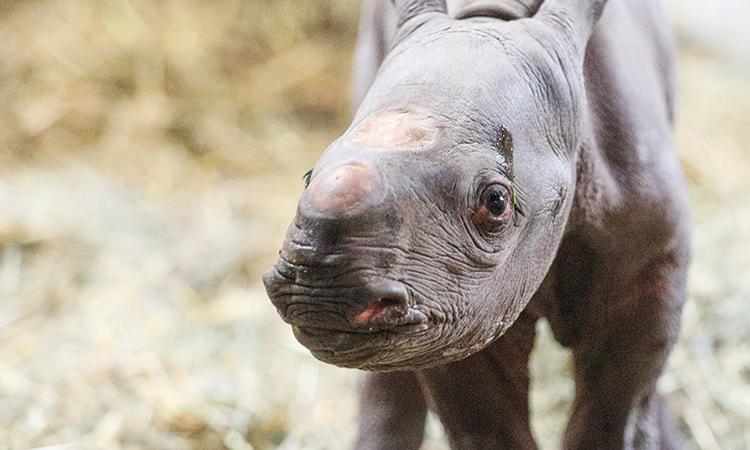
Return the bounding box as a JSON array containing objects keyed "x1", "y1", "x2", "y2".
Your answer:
[{"x1": 263, "y1": 0, "x2": 605, "y2": 370}]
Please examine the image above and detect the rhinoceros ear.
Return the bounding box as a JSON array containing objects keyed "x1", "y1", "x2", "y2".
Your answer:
[
  {"x1": 535, "y1": 0, "x2": 608, "y2": 52},
  {"x1": 392, "y1": 0, "x2": 447, "y2": 26}
]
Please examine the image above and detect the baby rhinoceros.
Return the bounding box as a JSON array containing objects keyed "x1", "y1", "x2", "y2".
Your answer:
[{"x1": 263, "y1": 0, "x2": 690, "y2": 448}]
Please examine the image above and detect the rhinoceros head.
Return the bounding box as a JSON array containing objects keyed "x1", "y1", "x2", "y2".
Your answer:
[{"x1": 263, "y1": 0, "x2": 607, "y2": 370}]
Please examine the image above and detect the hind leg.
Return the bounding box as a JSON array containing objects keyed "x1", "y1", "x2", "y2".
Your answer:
[{"x1": 355, "y1": 371, "x2": 427, "y2": 450}]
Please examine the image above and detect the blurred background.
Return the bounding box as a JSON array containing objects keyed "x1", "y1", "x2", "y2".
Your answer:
[{"x1": 0, "y1": 0, "x2": 747, "y2": 449}]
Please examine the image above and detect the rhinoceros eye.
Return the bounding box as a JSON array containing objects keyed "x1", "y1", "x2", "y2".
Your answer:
[{"x1": 474, "y1": 184, "x2": 511, "y2": 224}]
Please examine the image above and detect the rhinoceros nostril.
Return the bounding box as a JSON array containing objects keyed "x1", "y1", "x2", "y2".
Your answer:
[
  {"x1": 303, "y1": 163, "x2": 383, "y2": 217},
  {"x1": 352, "y1": 282, "x2": 410, "y2": 326}
]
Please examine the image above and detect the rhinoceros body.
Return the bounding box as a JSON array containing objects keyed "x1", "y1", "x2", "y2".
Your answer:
[{"x1": 264, "y1": 1, "x2": 689, "y2": 448}]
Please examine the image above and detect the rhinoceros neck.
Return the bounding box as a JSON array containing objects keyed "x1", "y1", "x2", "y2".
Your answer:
[{"x1": 567, "y1": 0, "x2": 681, "y2": 239}]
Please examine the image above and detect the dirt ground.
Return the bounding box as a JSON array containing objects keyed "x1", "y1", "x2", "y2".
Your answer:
[{"x1": 0, "y1": 1, "x2": 748, "y2": 449}]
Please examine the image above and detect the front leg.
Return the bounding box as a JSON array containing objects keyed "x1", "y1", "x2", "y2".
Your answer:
[
  {"x1": 355, "y1": 371, "x2": 427, "y2": 450},
  {"x1": 562, "y1": 250, "x2": 687, "y2": 450},
  {"x1": 418, "y1": 311, "x2": 538, "y2": 450}
]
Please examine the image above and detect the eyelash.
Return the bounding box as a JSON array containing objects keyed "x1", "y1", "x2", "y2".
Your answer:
[
  {"x1": 509, "y1": 183, "x2": 526, "y2": 220},
  {"x1": 302, "y1": 169, "x2": 313, "y2": 188}
]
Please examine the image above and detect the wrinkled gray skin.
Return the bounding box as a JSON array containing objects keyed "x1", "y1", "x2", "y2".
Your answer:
[{"x1": 263, "y1": 0, "x2": 690, "y2": 448}]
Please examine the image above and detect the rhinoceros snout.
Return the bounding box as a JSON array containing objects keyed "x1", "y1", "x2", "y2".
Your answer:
[{"x1": 261, "y1": 158, "x2": 429, "y2": 361}]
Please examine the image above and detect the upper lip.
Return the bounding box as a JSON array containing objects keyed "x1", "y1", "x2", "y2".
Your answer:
[{"x1": 263, "y1": 262, "x2": 429, "y2": 333}]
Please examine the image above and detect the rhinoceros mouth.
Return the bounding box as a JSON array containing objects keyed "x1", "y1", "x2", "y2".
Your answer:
[
  {"x1": 292, "y1": 324, "x2": 432, "y2": 369},
  {"x1": 263, "y1": 225, "x2": 454, "y2": 368}
]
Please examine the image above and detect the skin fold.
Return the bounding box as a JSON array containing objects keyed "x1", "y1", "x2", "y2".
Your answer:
[{"x1": 263, "y1": 0, "x2": 690, "y2": 448}]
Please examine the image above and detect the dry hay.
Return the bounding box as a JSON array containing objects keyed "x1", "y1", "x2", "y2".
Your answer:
[{"x1": 0, "y1": 1, "x2": 747, "y2": 449}]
